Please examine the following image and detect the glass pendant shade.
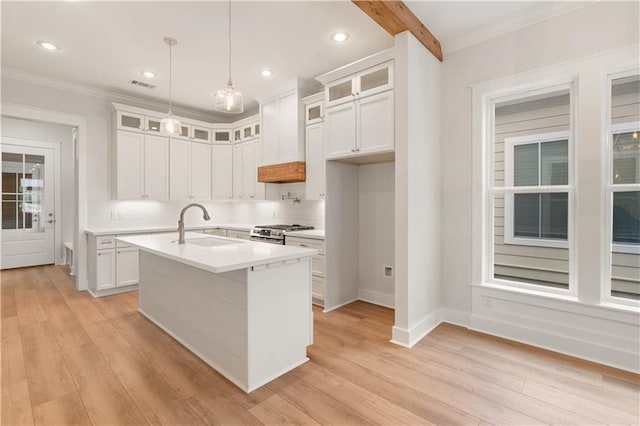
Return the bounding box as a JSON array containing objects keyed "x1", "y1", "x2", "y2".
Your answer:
[
  {"x1": 160, "y1": 114, "x2": 182, "y2": 135},
  {"x1": 214, "y1": 84, "x2": 243, "y2": 114}
]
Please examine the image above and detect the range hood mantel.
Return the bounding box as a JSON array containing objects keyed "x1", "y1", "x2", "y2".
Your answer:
[{"x1": 258, "y1": 162, "x2": 306, "y2": 183}]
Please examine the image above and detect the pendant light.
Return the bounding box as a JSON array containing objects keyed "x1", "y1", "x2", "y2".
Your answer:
[
  {"x1": 160, "y1": 37, "x2": 182, "y2": 135},
  {"x1": 214, "y1": 0, "x2": 243, "y2": 114}
]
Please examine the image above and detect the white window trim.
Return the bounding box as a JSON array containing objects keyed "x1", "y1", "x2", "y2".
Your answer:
[
  {"x1": 602, "y1": 70, "x2": 640, "y2": 307},
  {"x1": 503, "y1": 131, "x2": 571, "y2": 249}
]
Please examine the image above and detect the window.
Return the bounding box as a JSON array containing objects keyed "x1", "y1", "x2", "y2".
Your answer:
[
  {"x1": 491, "y1": 88, "x2": 573, "y2": 292},
  {"x1": 504, "y1": 133, "x2": 569, "y2": 248}
]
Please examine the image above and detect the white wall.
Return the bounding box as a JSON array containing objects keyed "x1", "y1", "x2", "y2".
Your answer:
[
  {"x1": 1, "y1": 116, "x2": 75, "y2": 262},
  {"x1": 358, "y1": 162, "x2": 395, "y2": 307},
  {"x1": 393, "y1": 31, "x2": 442, "y2": 347},
  {"x1": 441, "y1": 1, "x2": 640, "y2": 318}
]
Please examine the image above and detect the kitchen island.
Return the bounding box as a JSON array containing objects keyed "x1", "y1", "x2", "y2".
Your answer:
[{"x1": 116, "y1": 232, "x2": 316, "y2": 393}]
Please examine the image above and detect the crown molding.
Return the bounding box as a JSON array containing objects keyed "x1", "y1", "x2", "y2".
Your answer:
[
  {"x1": 1, "y1": 66, "x2": 236, "y2": 124},
  {"x1": 442, "y1": 2, "x2": 595, "y2": 55}
]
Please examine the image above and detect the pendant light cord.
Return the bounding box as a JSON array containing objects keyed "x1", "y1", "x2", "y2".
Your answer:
[
  {"x1": 168, "y1": 42, "x2": 174, "y2": 113},
  {"x1": 227, "y1": 0, "x2": 232, "y2": 87}
]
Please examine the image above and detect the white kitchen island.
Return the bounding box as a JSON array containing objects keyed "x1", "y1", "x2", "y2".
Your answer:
[{"x1": 116, "y1": 232, "x2": 316, "y2": 393}]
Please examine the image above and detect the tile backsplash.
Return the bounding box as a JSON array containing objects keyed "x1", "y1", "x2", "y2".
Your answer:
[{"x1": 88, "y1": 198, "x2": 325, "y2": 230}]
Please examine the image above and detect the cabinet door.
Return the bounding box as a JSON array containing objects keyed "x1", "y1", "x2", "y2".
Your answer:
[
  {"x1": 325, "y1": 102, "x2": 356, "y2": 160},
  {"x1": 192, "y1": 126, "x2": 211, "y2": 143},
  {"x1": 227, "y1": 230, "x2": 251, "y2": 240},
  {"x1": 357, "y1": 91, "x2": 395, "y2": 156},
  {"x1": 169, "y1": 139, "x2": 190, "y2": 201},
  {"x1": 116, "y1": 248, "x2": 139, "y2": 287},
  {"x1": 144, "y1": 135, "x2": 169, "y2": 200},
  {"x1": 232, "y1": 143, "x2": 243, "y2": 199},
  {"x1": 241, "y1": 141, "x2": 256, "y2": 199},
  {"x1": 356, "y1": 62, "x2": 394, "y2": 98},
  {"x1": 190, "y1": 142, "x2": 212, "y2": 200},
  {"x1": 213, "y1": 130, "x2": 232, "y2": 143},
  {"x1": 306, "y1": 101, "x2": 324, "y2": 125},
  {"x1": 325, "y1": 75, "x2": 355, "y2": 107},
  {"x1": 177, "y1": 123, "x2": 192, "y2": 140},
  {"x1": 243, "y1": 125, "x2": 253, "y2": 140},
  {"x1": 116, "y1": 130, "x2": 145, "y2": 199},
  {"x1": 145, "y1": 116, "x2": 164, "y2": 135},
  {"x1": 254, "y1": 141, "x2": 265, "y2": 200},
  {"x1": 234, "y1": 128, "x2": 242, "y2": 142},
  {"x1": 96, "y1": 249, "x2": 116, "y2": 290},
  {"x1": 116, "y1": 111, "x2": 144, "y2": 132},
  {"x1": 278, "y1": 92, "x2": 299, "y2": 163},
  {"x1": 212, "y1": 145, "x2": 233, "y2": 200},
  {"x1": 305, "y1": 123, "x2": 325, "y2": 200},
  {"x1": 260, "y1": 98, "x2": 279, "y2": 165}
]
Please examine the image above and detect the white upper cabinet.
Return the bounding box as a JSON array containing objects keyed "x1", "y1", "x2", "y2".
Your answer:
[
  {"x1": 305, "y1": 101, "x2": 324, "y2": 125},
  {"x1": 116, "y1": 111, "x2": 145, "y2": 132},
  {"x1": 230, "y1": 116, "x2": 260, "y2": 143},
  {"x1": 324, "y1": 61, "x2": 394, "y2": 108},
  {"x1": 232, "y1": 141, "x2": 264, "y2": 200},
  {"x1": 169, "y1": 140, "x2": 211, "y2": 201},
  {"x1": 322, "y1": 59, "x2": 394, "y2": 160},
  {"x1": 213, "y1": 129, "x2": 232, "y2": 143},
  {"x1": 143, "y1": 134, "x2": 169, "y2": 200},
  {"x1": 260, "y1": 88, "x2": 306, "y2": 166},
  {"x1": 305, "y1": 123, "x2": 325, "y2": 200},
  {"x1": 144, "y1": 116, "x2": 164, "y2": 135},
  {"x1": 212, "y1": 144, "x2": 233, "y2": 200}
]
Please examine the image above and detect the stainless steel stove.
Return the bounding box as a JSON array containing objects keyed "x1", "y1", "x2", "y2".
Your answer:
[{"x1": 250, "y1": 224, "x2": 314, "y2": 245}]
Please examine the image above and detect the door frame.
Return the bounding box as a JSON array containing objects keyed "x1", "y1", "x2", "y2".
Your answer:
[
  {"x1": 1, "y1": 138, "x2": 61, "y2": 265},
  {"x1": 1, "y1": 103, "x2": 88, "y2": 291}
]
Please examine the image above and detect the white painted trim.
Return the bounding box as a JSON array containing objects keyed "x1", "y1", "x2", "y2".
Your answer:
[
  {"x1": 1, "y1": 138, "x2": 63, "y2": 265},
  {"x1": 390, "y1": 308, "x2": 442, "y2": 348},
  {"x1": 322, "y1": 297, "x2": 358, "y2": 314},
  {"x1": 470, "y1": 285, "x2": 639, "y2": 373},
  {"x1": 1, "y1": 102, "x2": 88, "y2": 290},
  {"x1": 315, "y1": 49, "x2": 394, "y2": 86},
  {"x1": 357, "y1": 288, "x2": 395, "y2": 309},
  {"x1": 441, "y1": 308, "x2": 470, "y2": 328}
]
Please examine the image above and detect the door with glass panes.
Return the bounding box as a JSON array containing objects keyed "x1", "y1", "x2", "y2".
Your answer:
[{"x1": 1, "y1": 142, "x2": 55, "y2": 269}]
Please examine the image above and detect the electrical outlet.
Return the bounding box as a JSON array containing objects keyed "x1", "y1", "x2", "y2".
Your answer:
[
  {"x1": 110, "y1": 211, "x2": 117, "y2": 220},
  {"x1": 384, "y1": 266, "x2": 393, "y2": 278},
  {"x1": 117, "y1": 211, "x2": 124, "y2": 220}
]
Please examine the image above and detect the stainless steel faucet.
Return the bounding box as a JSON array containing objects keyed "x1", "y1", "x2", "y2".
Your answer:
[{"x1": 178, "y1": 203, "x2": 211, "y2": 244}]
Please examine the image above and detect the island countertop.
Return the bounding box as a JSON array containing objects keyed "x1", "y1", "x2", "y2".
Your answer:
[{"x1": 116, "y1": 232, "x2": 317, "y2": 274}]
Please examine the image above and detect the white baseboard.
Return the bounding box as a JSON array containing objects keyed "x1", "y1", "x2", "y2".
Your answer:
[
  {"x1": 357, "y1": 288, "x2": 395, "y2": 308},
  {"x1": 441, "y1": 307, "x2": 470, "y2": 327},
  {"x1": 323, "y1": 297, "x2": 359, "y2": 313},
  {"x1": 391, "y1": 308, "x2": 442, "y2": 348}
]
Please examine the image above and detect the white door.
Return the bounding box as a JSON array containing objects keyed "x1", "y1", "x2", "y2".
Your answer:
[
  {"x1": 144, "y1": 134, "x2": 169, "y2": 200},
  {"x1": 212, "y1": 145, "x2": 233, "y2": 200},
  {"x1": 357, "y1": 91, "x2": 395, "y2": 156},
  {"x1": 305, "y1": 123, "x2": 325, "y2": 200},
  {"x1": 325, "y1": 102, "x2": 356, "y2": 160},
  {"x1": 190, "y1": 142, "x2": 212, "y2": 200},
  {"x1": 169, "y1": 139, "x2": 190, "y2": 200},
  {"x1": 1, "y1": 144, "x2": 56, "y2": 269}
]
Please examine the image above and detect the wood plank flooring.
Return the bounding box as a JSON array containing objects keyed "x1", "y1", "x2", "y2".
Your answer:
[{"x1": 2, "y1": 265, "x2": 639, "y2": 425}]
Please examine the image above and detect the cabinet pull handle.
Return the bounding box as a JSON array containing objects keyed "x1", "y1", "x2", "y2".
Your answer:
[{"x1": 300, "y1": 244, "x2": 308, "y2": 247}]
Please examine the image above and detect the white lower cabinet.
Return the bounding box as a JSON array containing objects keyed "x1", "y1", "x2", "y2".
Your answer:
[
  {"x1": 116, "y1": 247, "x2": 139, "y2": 287},
  {"x1": 88, "y1": 234, "x2": 139, "y2": 297},
  {"x1": 286, "y1": 236, "x2": 325, "y2": 306},
  {"x1": 227, "y1": 229, "x2": 251, "y2": 240},
  {"x1": 96, "y1": 249, "x2": 116, "y2": 291},
  {"x1": 203, "y1": 228, "x2": 227, "y2": 237}
]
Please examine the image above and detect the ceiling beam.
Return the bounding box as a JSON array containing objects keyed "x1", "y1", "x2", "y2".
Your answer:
[{"x1": 352, "y1": 1, "x2": 443, "y2": 62}]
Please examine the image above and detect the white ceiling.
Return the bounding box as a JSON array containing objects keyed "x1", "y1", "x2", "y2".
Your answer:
[{"x1": 1, "y1": 1, "x2": 592, "y2": 120}]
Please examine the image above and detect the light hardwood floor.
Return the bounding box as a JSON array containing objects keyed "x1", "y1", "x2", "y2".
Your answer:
[{"x1": 2, "y1": 265, "x2": 639, "y2": 425}]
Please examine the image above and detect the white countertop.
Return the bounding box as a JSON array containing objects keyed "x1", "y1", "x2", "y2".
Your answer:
[
  {"x1": 116, "y1": 232, "x2": 317, "y2": 274},
  {"x1": 284, "y1": 229, "x2": 325, "y2": 240},
  {"x1": 85, "y1": 223, "x2": 255, "y2": 236}
]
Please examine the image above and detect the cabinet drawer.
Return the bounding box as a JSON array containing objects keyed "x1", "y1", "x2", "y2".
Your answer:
[
  {"x1": 312, "y1": 255, "x2": 325, "y2": 278},
  {"x1": 286, "y1": 237, "x2": 325, "y2": 254},
  {"x1": 203, "y1": 228, "x2": 227, "y2": 237},
  {"x1": 312, "y1": 276, "x2": 325, "y2": 300},
  {"x1": 96, "y1": 236, "x2": 115, "y2": 249},
  {"x1": 227, "y1": 230, "x2": 251, "y2": 240}
]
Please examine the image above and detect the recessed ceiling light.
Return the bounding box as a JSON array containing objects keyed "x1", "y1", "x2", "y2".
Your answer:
[
  {"x1": 259, "y1": 68, "x2": 274, "y2": 78},
  {"x1": 330, "y1": 31, "x2": 349, "y2": 43},
  {"x1": 36, "y1": 40, "x2": 60, "y2": 51},
  {"x1": 141, "y1": 70, "x2": 156, "y2": 78}
]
